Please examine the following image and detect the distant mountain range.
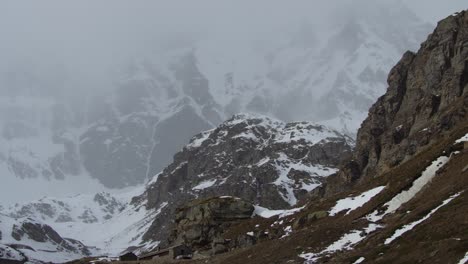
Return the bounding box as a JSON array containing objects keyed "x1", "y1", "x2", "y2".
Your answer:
[{"x1": 0, "y1": 1, "x2": 432, "y2": 199}]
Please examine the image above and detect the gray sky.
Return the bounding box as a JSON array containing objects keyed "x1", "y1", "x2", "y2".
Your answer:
[
  {"x1": 0, "y1": 0, "x2": 466, "y2": 76},
  {"x1": 403, "y1": 0, "x2": 466, "y2": 23}
]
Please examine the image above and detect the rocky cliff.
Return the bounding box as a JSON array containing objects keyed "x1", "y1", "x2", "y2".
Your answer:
[{"x1": 327, "y1": 10, "x2": 468, "y2": 195}]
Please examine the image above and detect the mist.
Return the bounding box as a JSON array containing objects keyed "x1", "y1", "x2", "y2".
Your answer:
[
  {"x1": 1, "y1": 0, "x2": 462, "y2": 78},
  {"x1": 0, "y1": 0, "x2": 466, "y2": 200}
]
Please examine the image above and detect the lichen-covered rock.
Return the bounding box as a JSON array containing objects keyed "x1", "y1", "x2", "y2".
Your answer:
[{"x1": 169, "y1": 197, "x2": 254, "y2": 252}]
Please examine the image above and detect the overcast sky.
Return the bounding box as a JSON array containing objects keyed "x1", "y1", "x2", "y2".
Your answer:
[
  {"x1": 403, "y1": 0, "x2": 466, "y2": 23},
  {"x1": 0, "y1": 0, "x2": 466, "y2": 74}
]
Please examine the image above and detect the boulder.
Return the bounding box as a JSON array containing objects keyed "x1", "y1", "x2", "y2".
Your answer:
[{"x1": 169, "y1": 196, "x2": 254, "y2": 252}]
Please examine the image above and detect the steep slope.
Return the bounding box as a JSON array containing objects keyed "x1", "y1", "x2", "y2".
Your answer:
[
  {"x1": 327, "y1": 9, "x2": 468, "y2": 195},
  {"x1": 134, "y1": 113, "x2": 354, "y2": 245},
  {"x1": 197, "y1": 133, "x2": 467, "y2": 264}
]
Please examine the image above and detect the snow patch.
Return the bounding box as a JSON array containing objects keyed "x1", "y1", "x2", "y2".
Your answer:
[
  {"x1": 329, "y1": 186, "x2": 385, "y2": 216},
  {"x1": 300, "y1": 224, "x2": 381, "y2": 263},
  {"x1": 192, "y1": 179, "x2": 217, "y2": 190},
  {"x1": 367, "y1": 155, "x2": 450, "y2": 222},
  {"x1": 384, "y1": 192, "x2": 462, "y2": 245},
  {"x1": 187, "y1": 129, "x2": 214, "y2": 148},
  {"x1": 458, "y1": 251, "x2": 468, "y2": 264},
  {"x1": 354, "y1": 257, "x2": 365, "y2": 264},
  {"x1": 253, "y1": 205, "x2": 304, "y2": 219},
  {"x1": 455, "y1": 133, "x2": 468, "y2": 144}
]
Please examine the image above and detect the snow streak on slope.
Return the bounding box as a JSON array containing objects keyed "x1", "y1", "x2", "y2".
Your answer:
[
  {"x1": 253, "y1": 205, "x2": 304, "y2": 219},
  {"x1": 300, "y1": 224, "x2": 381, "y2": 263},
  {"x1": 384, "y1": 192, "x2": 462, "y2": 245},
  {"x1": 458, "y1": 251, "x2": 468, "y2": 264},
  {"x1": 329, "y1": 186, "x2": 385, "y2": 216},
  {"x1": 367, "y1": 155, "x2": 450, "y2": 222}
]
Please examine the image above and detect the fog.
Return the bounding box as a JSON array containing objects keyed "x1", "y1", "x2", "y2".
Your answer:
[
  {"x1": 0, "y1": 0, "x2": 466, "y2": 199},
  {"x1": 1, "y1": 1, "x2": 463, "y2": 74},
  {"x1": 0, "y1": 0, "x2": 464, "y2": 92}
]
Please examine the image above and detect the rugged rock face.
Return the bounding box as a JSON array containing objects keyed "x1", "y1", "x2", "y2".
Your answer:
[
  {"x1": 79, "y1": 55, "x2": 222, "y2": 188},
  {"x1": 169, "y1": 197, "x2": 254, "y2": 252},
  {"x1": 328, "y1": 10, "x2": 468, "y2": 194},
  {"x1": 135, "y1": 113, "x2": 353, "y2": 245}
]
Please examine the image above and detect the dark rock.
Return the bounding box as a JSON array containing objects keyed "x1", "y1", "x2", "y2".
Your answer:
[{"x1": 328, "y1": 11, "x2": 468, "y2": 195}]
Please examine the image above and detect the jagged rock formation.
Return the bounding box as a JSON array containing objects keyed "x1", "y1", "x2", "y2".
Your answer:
[
  {"x1": 327, "y1": 10, "x2": 468, "y2": 195},
  {"x1": 135, "y1": 113, "x2": 353, "y2": 245}
]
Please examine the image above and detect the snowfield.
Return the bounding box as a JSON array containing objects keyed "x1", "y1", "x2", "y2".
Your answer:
[{"x1": 0, "y1": 186, "x2": 163, "y2": 262}]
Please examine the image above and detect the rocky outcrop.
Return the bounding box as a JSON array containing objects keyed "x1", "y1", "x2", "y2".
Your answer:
[
  {"x1": 4, "y1": 217, "x2": 91, "y2": 259},
  {"x1": 135, "y1": 113, "x2": 353, "y2": 245},
  {"x1": 328, "y1": 10, "x2": 468, "y2": 194},
  {"x1": 168, "y1": 197, "x2": 254, "y2": 253}
]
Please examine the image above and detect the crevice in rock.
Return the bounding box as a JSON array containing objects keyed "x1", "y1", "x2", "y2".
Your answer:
[
  {"x1": 430, "y1": 94, "x2": 441, "y2": 117},
  {"x1": 459, "y1": 60, "x2": 468, "y2": 96}
]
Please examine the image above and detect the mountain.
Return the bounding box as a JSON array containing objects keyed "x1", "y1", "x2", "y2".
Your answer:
[
  {"x1": 0, "y1": 113, "x2": 353, "y2": 262},
  {"x1": 0, "y1": 1, "x2": 432, "y2": 199},
  {"x1": 154, "y1": 10, "x2": 466, "y2": 263},
  {"x1": 135, "y1": 113, "x2": 354, "y2": 245},
  {"x1": 0, "y1": 214, "x2": 91, "y2": 263},
  {"x1": 0, "y1": 188, "x2": 161, "y2": 262},
  {"x1": 1, "y1": 9, "x2": 467, "y2": 263}
]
